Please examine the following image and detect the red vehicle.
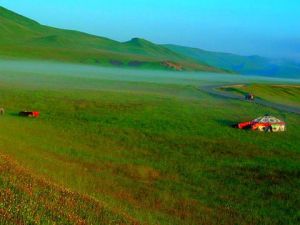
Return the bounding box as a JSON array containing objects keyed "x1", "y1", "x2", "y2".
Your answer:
[
  {"x1": 19, "y1": 111, "x2": 40, "y2": 118},
  {"x1": 237, "y1": 115, "x2": 285, "y2": 132}
]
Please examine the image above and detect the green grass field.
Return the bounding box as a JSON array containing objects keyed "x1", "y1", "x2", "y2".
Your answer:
[
  {"x1": 0, "y1": 154, "x2": 137, "y2": 225},
  {"x1": 0, "y1": 59, "x2": 299, "y2": 225}
]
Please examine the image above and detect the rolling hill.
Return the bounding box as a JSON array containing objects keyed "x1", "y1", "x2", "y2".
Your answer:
[
  {"x1": 0, "y1": 6, "x2": 225, "y2": 72},
  {"x1": 2, "y1": 5, "x2": 298, "y2": 77},
  {"x1": 165, "y1": 44, "x2": 300, "y2": 78}
]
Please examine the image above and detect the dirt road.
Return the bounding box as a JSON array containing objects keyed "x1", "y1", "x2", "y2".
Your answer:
[{"x1": 201, "y1": 85, "x2": 300, "y2": 115}]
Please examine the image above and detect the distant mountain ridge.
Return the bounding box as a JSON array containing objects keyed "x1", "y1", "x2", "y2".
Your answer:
[
  {"x1": 0, "y1": 6, "x2": 224, "y2": 73},
  {"x1": 1, "y1": 6, "x2": 299, "y2": 78},
  {"x1": 165, "y1": 44, "x2": 300, "y2": 78}
]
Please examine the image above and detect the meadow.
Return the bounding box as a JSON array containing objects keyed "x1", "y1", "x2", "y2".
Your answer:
[{"x1": 0, "y1": 59, "x2": 299, "y2": 225}]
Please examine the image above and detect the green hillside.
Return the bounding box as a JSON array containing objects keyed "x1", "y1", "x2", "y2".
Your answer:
[
  {"x1": 0, "y1": 6, "x2": 225, "y2": 72},
  {"x1": 165, "y1": 44, "x2": 300, "y2": 78},
  {"x1": 0, "y1": 154, "x2": 135, "y2": 224}
]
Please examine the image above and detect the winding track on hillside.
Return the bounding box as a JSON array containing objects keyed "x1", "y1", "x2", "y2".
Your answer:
[{"x1": 201, "y1": 84, "x2": 300, "y2": 115}]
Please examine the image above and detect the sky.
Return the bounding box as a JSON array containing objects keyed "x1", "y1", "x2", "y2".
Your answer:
[{"x1": 1, "y1": 0, "x2": 299, "y2": 59}]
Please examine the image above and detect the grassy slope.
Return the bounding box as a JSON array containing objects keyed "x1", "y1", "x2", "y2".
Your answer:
[
  {"x1": 165, "y1": 44, "x2": 300, "y2": 78},
  {"x1": 222, "y1": 84, "x2": 300, "y2": 107},
  {"x1": 0, "y1": 154, "x2": 137, "y2": 225},
  {"x1": 0, "y1": 64, "x2": 299, "y2": 224},
  {"x1": 0, "y1": 6, "x2": 224, "y2": 72}
]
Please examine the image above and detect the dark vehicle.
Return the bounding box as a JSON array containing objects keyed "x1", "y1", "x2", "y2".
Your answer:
[
  {"x1": 19, "y1": 111, "x2": 40, "y2": 118},
  {"x1": 245, "y1": 93, "x2": 254, "y2": 101}
]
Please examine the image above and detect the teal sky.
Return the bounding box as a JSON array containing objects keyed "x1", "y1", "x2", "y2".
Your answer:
[{"x1": 1, "y1": 0, "x2": 299, "y2": 59}]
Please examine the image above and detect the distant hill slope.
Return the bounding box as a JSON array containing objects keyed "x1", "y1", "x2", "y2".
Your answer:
[
  {"x1": 165, "y1": 44, "x2": 300, "y2": 78},
  {"x1": 0, "y1": 6, "x2": 225, "y2": 73}
]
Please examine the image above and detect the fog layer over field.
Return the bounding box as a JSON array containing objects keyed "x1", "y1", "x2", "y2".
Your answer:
[{"x1": 0, "y1": 59, "x2": 299, "y2": 89}]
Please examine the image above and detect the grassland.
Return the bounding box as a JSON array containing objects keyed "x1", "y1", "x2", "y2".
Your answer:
[
  {"x1": 221, "y1": 84, "x2": 300, "y2": 107},
  {"x1": 0, "y1": 154, "x2": 137, "y2": 225},
  {"x1": 0, "y1": 60, "x2": 299, "y2": 224}
]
